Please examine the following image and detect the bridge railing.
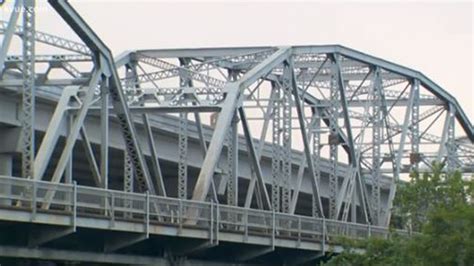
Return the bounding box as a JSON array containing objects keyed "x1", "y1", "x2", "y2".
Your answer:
[{"x1": 0, "y1": 175, "x2": 401, "y2": 246}]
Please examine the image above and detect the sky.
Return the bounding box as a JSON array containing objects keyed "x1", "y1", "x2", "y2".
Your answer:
[{"x1": 1, "y1": 0, "x2": 473, "y2": 120}]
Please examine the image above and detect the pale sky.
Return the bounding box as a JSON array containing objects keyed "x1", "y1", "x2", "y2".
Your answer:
[{"x1": 1, "y1": 0, "x2": 473, "y2": 119}]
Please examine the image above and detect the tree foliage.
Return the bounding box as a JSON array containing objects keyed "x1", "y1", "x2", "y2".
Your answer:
[{"x1": 324, "y1": 164, "x2": 474, "y2": 266}]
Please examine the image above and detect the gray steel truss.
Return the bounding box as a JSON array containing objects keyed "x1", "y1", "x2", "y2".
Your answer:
[{"x1": 0, "y1": 0, "x2": 473, "y2": 263}]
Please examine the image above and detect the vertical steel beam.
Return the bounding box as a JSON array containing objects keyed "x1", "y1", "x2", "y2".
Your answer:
[
  {"x1": 271, "y1": 81, "x2": 282, "y2": 212},
  {"x1": 124, "y1": 150, "x2": 134, "y2": 193},
  {"x1": 177, "y1": 58, "x2": 190, "y2": 200},
  {"x1": 178, "y1": 112, "x2": 188, "y2": 199},
  {"x1": 446, "y1": 104, "x2": 457, "y2": 173},
  {"x1": 328, "y1": 57, "x2": 339, "y2": 219},
  {"x1": 123, "y1": 149, "x2": 134, "y2": 217},
  {"x1": 281, "y1": 63, "x2": 292, "y2": 213},
  {"x1": 227, "y1": 70, "x2": 239, "y2": 208},
  {"x1": 65, "y1": 115, "x2": 73, "y2": 185},
  {"x1": 100, "y1": 80, "x2": 109, "y2": 189},
  {"x1": 312, "y1": 114, "x2": 322, "y2": 217},
  {"x1": 226, "y1": 114, "x2": 239, "y2": 206},
  {"x1": 21, "y1": 0, "x2": 36, "y2": 179},
  {"x1": 410, "y1": 79, "x2": 420, "y2": 172},
  {"x1": 351, "y1": 185, "x2": 357, "y2": 223},
  {"x1": 371, "y1": 68, "x2": 382, "y2": 225}
]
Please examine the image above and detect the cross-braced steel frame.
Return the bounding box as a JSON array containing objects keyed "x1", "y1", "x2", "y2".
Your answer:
[{"x1": 0, "y1": 0, "x2": 473, "y2": 231}]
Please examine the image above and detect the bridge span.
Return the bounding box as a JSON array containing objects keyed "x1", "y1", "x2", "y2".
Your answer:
[{"x1": 0, "y1": 0, "x2": 472, "y2": 265}]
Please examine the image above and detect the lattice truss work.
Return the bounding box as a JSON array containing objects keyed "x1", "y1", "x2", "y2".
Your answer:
[{"x1": 0, "y1": 0, "x2": 473, "y2": 227}]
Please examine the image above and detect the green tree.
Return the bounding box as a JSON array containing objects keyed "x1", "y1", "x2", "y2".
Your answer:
[
  {"x1": 393, "y1": 163, "x2": 473, "y2": 232},
  {"x1": 324, "y1": 164, "x2": 474, "y2": 266}
]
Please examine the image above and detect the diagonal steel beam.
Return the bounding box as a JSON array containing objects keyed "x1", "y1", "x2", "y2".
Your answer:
[
  {"x1": 436, "y1": 109, "x2": 451, "y2": 163},
  {"x1": 289, "y1": 115, "x2": 318, "y2": 214},
  {"x1": 0, "y1": 19, "x2": 91, "y2": 56},
  {"x1": 332, "y1": 54, "x2": 357, "y2": 168},
  {"x1": 384, "y1": 80, "x2": 417, "y2": 226},
  {"x1": 332, "y1": 53, "x2": 365, "y2": 221},
  {"x1": 79, "y1": 126, "x2": 102, "y2": 187},
  {"x1": 33, "y1": 86, "x2": 79, "y2": 180},
  {"x1": 239, "y1": 107, "x2": 271, "y2": 209},
  {"x1": 289, "y1": 58, "x2": 324, "y2": 217},
  {"x1": 0, "y1": 0, "x2": 21, "y2": 74},
  {"x1": 191, "y1": 47, "x2": 291, "y2": 202},
  {"x1": 49, "y1": 0, "x2": 154, "y2": 194},
  {"x1": 143, "y1": 114, "x2": 166, "y2": 196},
  {"x1": 179, "y1": 57, "x2": 219, "y2": 203},
  {"x1": 244, "y1": 87, "x2": 276, "y2": 209},
  {"x1": 41, "y1": 70, "x2": 102, "y2": 209}
]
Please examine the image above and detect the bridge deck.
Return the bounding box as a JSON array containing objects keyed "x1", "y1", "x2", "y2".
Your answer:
[{"x1": 0, "y1": 175, "x2": 402, "y2": 264}]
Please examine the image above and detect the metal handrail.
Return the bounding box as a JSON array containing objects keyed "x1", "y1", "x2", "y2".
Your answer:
[{"x1": 0, "y1": 175, "x2": 401, "y2": 245}]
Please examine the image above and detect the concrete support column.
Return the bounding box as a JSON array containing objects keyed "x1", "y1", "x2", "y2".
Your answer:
[{"x1": 0, "y1": 154, "x2": 13, "y2": 206}]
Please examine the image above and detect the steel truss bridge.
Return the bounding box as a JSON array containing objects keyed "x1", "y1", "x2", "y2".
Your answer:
[{"x1": 0, "y1": 0, "x2": 473, "y2": 265}]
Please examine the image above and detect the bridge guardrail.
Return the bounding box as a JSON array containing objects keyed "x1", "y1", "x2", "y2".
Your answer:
[{"x1": 0, "y1": 175, "x2": 402, "y2": 247}]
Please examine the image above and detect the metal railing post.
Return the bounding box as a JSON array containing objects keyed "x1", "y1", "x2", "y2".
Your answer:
[
  {"x1": 31, "y1": 180, "x2": 36, "y2": 221},
  {"x1": 322, "y1": 218, "x2": 326, "y2": 253},
  {"x1": 244, "y1": 208, "x2": 248, "y2": 242},
  {"x1": 110, "y1": 192, "x2": 115, "y2": 228},
  {"x1": 178, "y1": 199, "x2": 183, "y2": 235},
  {"x1": 145, "y1": 191, "x2": 150, "y2": 238},
  {"x1": 216, "y1": 202, "x2": 219, "y2": 244},
  {"x1": 210, "y1": 200, "x2": 214, "y2": 243},
  {"x1": 103, "y1": 192, "x2": 108, "y2": 216},
  {"x1": 72, "y1": 181, "x2": 77, "y2": 232},
  {"x1": 297, "y1": 216, "x2": 301, "y2": 247},
  {"x1": 272, "y1": 211, "x2": 275, "y2": 249}
]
